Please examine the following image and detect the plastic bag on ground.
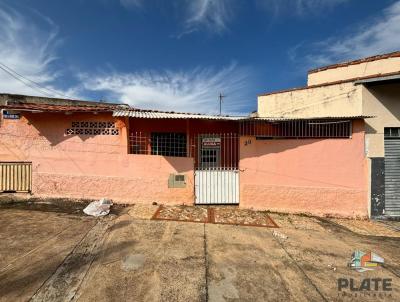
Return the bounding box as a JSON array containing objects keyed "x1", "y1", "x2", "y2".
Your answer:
[{"x1": 83, "y1": 198, "x2": 113, "y2": 217}]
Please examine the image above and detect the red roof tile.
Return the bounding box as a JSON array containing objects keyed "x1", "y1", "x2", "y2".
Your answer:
[{"x1": 0, "y1": 102, "x2": 118, "y2": 113}]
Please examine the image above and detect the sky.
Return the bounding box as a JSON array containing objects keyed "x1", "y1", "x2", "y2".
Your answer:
[{"x1": 0, "y1": 0, "x2": 399, "y2": 115}]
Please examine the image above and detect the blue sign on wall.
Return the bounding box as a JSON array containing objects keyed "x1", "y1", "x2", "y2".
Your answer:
[{"x1": 2, "y1": 110, "x2": 20, "y2": 119}]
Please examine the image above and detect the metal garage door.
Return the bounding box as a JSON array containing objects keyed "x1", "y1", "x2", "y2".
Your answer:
[{"x1": 384, "y1": 129, "x2": 400, "y2": 216}]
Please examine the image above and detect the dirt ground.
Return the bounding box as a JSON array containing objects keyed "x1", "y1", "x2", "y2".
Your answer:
[{"x1": 0, "y1": 199, "x2": 399, "y2": 302}]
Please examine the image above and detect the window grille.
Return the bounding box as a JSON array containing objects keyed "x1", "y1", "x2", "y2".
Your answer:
[
  {"x1": 129, "y1": 132, "x2": 150, "y2": 154},
  {"x1": 129, "y1": 132, "x2": 239, "y2": 168},
  {"x1": 193, "y1": 134, "x2": 239, "y2": 169},
  {"x1": 240, "y1": 120, "x2": 351, "y2": 138},
  {"x1": 200, "y1": 149, "x2": 219, "y2": 167},
  {"x1": 384, "y1": 127, "x2": 400, "y2": 138},
  {"x1": 151, "y1": 132, "x2": 187, "y2": 157},
  {"x1": 129, "y1": 132, "x2": 187, "y2": 157}
]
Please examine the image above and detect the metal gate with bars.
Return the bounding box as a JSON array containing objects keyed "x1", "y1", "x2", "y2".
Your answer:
[
  {"x1": 0, "y1": 162, "x2": 32, "y2": 193},
  {"x1": 193, "y1": 133, "x2": 239, "y2": 205}
]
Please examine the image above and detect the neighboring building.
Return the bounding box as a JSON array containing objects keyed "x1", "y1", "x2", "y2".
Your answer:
[
  {"x1": 0, "y1": 93, "x2": 368, "y2": 217},
  {"x1": 258, "y1": 51, "x2": 400, "y2": 217}
]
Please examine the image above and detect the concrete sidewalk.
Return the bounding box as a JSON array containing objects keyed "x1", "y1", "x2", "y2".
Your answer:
[{"x1": 0, "y1": 201, "x2": 399, "y2": 301}]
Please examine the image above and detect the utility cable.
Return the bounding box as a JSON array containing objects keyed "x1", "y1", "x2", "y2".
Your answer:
[{"x1": 0, "y1": 61, "x2": 73, "y2": 99}]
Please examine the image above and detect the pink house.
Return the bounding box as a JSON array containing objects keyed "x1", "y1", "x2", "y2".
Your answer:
[{"x1": 0, "y1": 93, "x2": 368, "y2": 217}]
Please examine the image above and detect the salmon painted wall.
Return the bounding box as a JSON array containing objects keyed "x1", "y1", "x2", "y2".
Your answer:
[
  {"x1": 239, "y1": 120, "x2": 368, "y2": 217},
  {"x1": 0, "y1": 112, "x2": 194, "y2": 204}
]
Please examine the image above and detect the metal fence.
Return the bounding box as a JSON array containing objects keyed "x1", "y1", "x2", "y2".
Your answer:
[{"x1": 240, "y1": 119, "x2": 352, "y2": 138}]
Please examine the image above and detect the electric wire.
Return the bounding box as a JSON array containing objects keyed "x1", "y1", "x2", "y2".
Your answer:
[
  {"x1": 0, "y1": 64, "x2": 54, "y2": 98},
  {"x1": 0, "y1": 61, "x2": 73, "y2": 99}
]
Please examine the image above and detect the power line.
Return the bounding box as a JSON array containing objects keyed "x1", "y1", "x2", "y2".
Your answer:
[
  {"x1": 0, "y1": 62, "x2": 70, "y2": 98},
  {"x1": 0, "y1": 64, "x2": 54, "y2": 98},
  {"x1": 0, "y1": 61, "x2": 73, "y2": 99},
  {"x1": 0, "y1": 62, "x2": 73, "y2": 99}
]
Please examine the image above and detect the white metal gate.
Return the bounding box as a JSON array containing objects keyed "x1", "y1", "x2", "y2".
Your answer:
[
  {"x1": 195, "y1": 170, "x2": 239, "y2": 204},
  {"x1": 194, "y1": 134, "x2": 239, "y2": 205}
]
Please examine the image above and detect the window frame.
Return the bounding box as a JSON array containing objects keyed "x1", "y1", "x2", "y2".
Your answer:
[{"x1": 150, "y1": 132, "x2": 187, "y2": 157}]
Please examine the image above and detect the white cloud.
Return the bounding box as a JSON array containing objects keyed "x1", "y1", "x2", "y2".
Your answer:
[
  {"x1": 78, "y1": 63, "x2": 250, "y2": 114},
  {"x1": 116, "y1": 0, "x2": 347, "y2": 36},
  {"x1": 0, "y1": 5, "x2": 68, "y2": 97},
  {"x1": 302, "y1": 1, "x2": 400, "y2": 66},
  {"x1": 182, "y1": 0, "x2": 234, "y2": 35},
  {"x1": 0, "y1": 3, "x2": 252, "y2": 113}
]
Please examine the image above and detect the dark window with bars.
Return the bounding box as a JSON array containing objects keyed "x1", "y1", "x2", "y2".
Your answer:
[
  {"x1": 384, "y1": 127, "x2": 400, "y2": 138},
  {"x1": 150, "y1": 132, "x2": 187, "y2": 157},
  {"x1": 240, "y1": 120, "x2": 352, "y2": 138}
]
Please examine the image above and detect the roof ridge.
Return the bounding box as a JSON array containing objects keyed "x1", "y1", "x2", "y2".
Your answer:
[
  {"x1": 308, "y1": 51, "x2": 400, "y2": 74},
  {"x1": 6, "y1": 101, "x2": 117, "y2": 107}
]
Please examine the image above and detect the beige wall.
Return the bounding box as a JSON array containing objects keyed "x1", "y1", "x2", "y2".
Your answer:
[
  {"x1": 308, "y1": 56, "x2": 400, "y2": 86},
  {"x1": 362, "y1": 83, "x2": 400, "y2": 158},
  {"x1": 258, "y1": 82, "x2": 362, "y2": 118}
]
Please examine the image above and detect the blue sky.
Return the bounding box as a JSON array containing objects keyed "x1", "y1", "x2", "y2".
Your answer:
[{"x1": 0, "y1": 0, "x2": 399, "y2": 114}]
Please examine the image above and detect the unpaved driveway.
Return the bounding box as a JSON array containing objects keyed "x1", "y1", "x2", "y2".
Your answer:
[{"x1": 0, "y1": 201, "x2": 399, "y2": 301}]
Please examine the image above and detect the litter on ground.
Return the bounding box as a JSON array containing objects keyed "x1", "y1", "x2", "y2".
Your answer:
[
  {"x1": 272, "y1": 230, "x2": 288, "y2": 240},
  {"x1": 83, "y1": 198, "x2": 113, "y2": 217},
  {"x1": 327, "y1": 264, "x2": 337, "y2": 271}
]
